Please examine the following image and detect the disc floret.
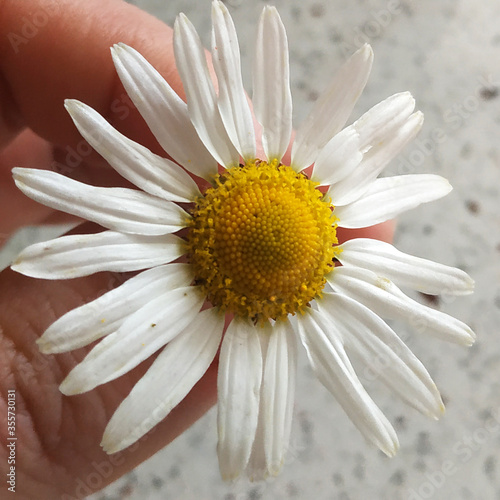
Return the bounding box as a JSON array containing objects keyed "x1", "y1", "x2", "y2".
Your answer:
[{"x1": 187, "y1": 159, "x2": 339, "y2": 322}]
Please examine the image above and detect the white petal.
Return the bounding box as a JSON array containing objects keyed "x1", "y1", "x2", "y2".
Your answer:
[
  {"x1": 338, "y1": 238, "x2": 475, "y2": 295},
  {"x1": 245, "y1": 399, "x2": 267, "y2": 482},
  {"x1": 12, "y1": 230, "x2": 184, "y2": 279},
  {"x1": 60, "y1": 285, "x2": 204, "y2": 395},
  {"x1": 330, "y1": 111, "x2": 423, "y2": 206},
  {"x1": 37, "y1": 263, "x2": 193, "y2": 354},
  {"x1": 212, "y1": 1, "x2": 256, "y2": 161},
  {"x1": 295, "y1": 309, "x2": 399, "y2": 457},
  {"x1": 65, "y1": 99, "x2": 200, "y2": 203},
  {"x1": 262, "y1": 319, "x2": 297, "y2": 476},
  {"x1": 328, "y1": 267, "x2": 476, "y2": 346},
  {"x1": 245, "y1": 327, "x2": 270, "y2": 482},
  {"x1": 102, "y1": 308, "x2": 224, "y2": 453},
  {"x1": 111, "y1": 43, "x2": 217, "y2": 179},
  {"x1": 174, "y1": 13, "x2": 240, "y2": 168},
  {"x1": 318, "y1": 293, "x2": 444, "y2": 419},
  {"x1": 335, "y1": 174, "x2": 452, "y2": 228},
  {"x1": 291, "y1": 44, "x2": 373, "y2": 171},
  {"x1": 13, "y1": 168, "x2": 189, "y2": 235},
  {"x1": 353, "y1": 91, "x2": 416, "y2": 151},
  {"x1": 253, "y1": 6, "x2": 292, "y2": 163},
  {"x1": 217, "y1": 318, "x2": 262, "y2": 481},
  {"x1": 311, "y1": 126, "x2": 363, "y2": 186},
  {"x1": 246, "y1": 319, "x2": 297, "y2": 480}
]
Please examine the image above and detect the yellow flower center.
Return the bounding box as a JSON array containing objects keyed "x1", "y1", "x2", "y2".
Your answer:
[{"x1": 187, "y1": 159, "x2": 339, "y2": 322}]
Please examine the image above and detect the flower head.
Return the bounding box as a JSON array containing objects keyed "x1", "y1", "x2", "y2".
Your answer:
[{"x1": 12, "y1": 1, "x2": 475, "y2": 481}]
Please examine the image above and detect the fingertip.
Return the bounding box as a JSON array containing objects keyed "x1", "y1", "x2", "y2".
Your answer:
[{"x1": 0, "y1": 0, "x2": 179, "y2": 148}]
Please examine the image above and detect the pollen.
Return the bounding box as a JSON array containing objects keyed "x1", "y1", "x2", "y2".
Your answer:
[{"x1": 187, "y1": 159, "x2": 339, "y2": 322}]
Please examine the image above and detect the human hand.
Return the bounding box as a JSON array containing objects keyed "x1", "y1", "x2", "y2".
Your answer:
[{"x1": 0, "y1": 1, "x2": 394, "y2": 498}]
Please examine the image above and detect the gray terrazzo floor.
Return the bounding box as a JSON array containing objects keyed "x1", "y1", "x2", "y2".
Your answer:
[{"x1": 2, "y1": 0, "x2": 499, "y2": 499}]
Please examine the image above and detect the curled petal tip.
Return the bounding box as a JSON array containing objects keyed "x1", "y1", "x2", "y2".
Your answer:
[
  {"x1": 100, "y1": 436, "x2": 117, "y2": 455},
  {"x1": 465, "y1": 329, "x2": 477, "y2": 346},
  {"x1": 35, "y1": 338, "x2": 54, "y2": 354},
  {"x1": 359, "y1": 43, "x2": 374, "y2": 59},
  {"x1": 212, "y1": 0, "x2": 225, "y2": 12},
  {"x1": 64, "y1": 98, "x2": 83, "y2": 114},
  {"x1": 437, "y1": 401, "x2": 446, "y2": 418},
  {"x1": 414, "y1": 110, "x2": 425, "y2": 124},
  {"x1": 262, "y1": 5, "x2": 279, "y2": 16},
  {"x1": 427, "y1": 397, "x2": 446, "y2": 420},
  {"x1": 59, "y1": 376, "x2": 85, "y2": 396},
  {"x1": 175, "y1": 12, "x2": 189, "y2": 24},
  {"x1": 383, "y1": 439, "x2": 400, "y2": 458}
]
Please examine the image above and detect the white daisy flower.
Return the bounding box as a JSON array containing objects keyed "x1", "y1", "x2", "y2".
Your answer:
[{"x1": 11, "y1": 1, "x2": 475, "y2": 482}]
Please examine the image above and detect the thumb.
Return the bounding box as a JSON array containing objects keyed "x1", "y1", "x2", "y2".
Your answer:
[
  {"x1": 0, "y1": 0, "x2": 218, "y2": 497},
  {"x1": 0, "y1": 262, "x2": 218, "y2": 499}
]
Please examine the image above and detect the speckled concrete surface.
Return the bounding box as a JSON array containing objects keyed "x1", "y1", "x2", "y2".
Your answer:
[{"x1": 3, "y1": 0, "x2": 499, "y2": 499}]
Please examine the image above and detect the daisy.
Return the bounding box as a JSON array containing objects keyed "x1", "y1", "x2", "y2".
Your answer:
[{"x1": 12, "y1": 1, "x2": 475, "y2": 481}]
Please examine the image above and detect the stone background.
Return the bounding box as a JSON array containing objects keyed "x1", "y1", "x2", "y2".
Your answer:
[{"x1": 2, "y1": 0, "x2": 499, "y2": 499}]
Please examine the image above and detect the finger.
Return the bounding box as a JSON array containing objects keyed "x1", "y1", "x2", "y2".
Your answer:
[
  {"x1": 0, "y1": 0, "x2": 182, "y2": 153},
  {"x1": 0, "y1": 264, "x2": 218, "y2": 498},
  {"x1": 0, "y1": 1, "x2": 219, "y2": 495},
  {"x1": 0, "y1": 130, "x2": 55, "y2": 239},
  {"x1": 0, "y1": 128, "x2": 133, "y2": 240},
  {"x1": 0, "y1": 0, "x2": 201, "y2": 240}
]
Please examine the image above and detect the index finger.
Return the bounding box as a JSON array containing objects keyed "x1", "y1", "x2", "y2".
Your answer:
[{"x1": 0, "y1": 0, "x2": 182, "y2": 152}]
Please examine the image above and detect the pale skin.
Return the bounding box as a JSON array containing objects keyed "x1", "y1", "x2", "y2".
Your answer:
[{"x1": 0, "y1": 1, "x2": 395, "y2": 498}]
